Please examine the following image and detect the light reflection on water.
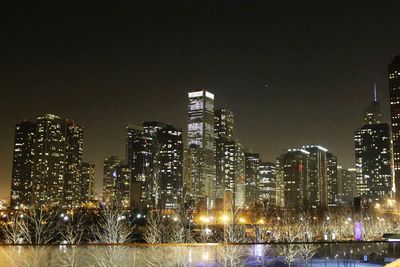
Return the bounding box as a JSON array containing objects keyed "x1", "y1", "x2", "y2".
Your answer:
[{"x1": 0, "y1": 242, "x2": 396, "y2": 266}]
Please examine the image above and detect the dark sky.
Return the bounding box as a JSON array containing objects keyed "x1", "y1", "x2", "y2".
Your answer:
[{"x1": 1, "y1": 1, "x2": 399, "y2": 200}]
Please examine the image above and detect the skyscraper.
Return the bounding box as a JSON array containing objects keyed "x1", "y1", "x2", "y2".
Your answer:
[
  {"x1": 244, "y1": 153, "x2": 260, "y2": 206},
  {"x1": 214, "y1": 109, "x2": 234, "y2": 199},
  {"x1": 337, "y1": 166, "x2": 357, "y2": 204},
  {"x1": 10, "y1": 121, "x2": 36, "y2": 209},
  {"x1": 32, "y1": 114, "x2": 66, "y2": 206},
  {"x1": 63, "y1": 122, "x2": 84, "y2": 208},
  {"x1": 302, "y1": 145, "x2": 327, "y2": 207},
  {"x1": 389, "y1": 56, "x2": 400, "y2": 199},
  {"x1": 355, "y1": 88, "x2": 394, "y2": 202},
  {"x1": 225, "y1": 141, "x2": 245, "y2": 208},
  {"x1": 188, "y1": 90, "x2": 215, "y2": 208},
  {"x1": 125, "y1": 124, "x2": 156, "y2": 208},
  {"x1": 158, "y1": 125, "x2": 183, "y2": 209},
  {"x1": 302, "y1": 145, "x2": 337, "y2": 207},
  {"x1": 258, "y1": 162, "x2": 276, "y2": 204},
  {"x1": 125, "y1": 122, "x2": 183, "y2": 209},
  {"x1": 80, "y1": 162, "x2": 95, "y2": 204},
  {"x1": 326, "y1": 152, "x2": 338, "y2": 206},
  {"x1": 103, "y1": 156, "x2": 130, "y2": 206},
  {"x1": 186, "y1": 144, "x2": 204, "y2": 206},
  {"x1": 31, "y1": 114, "x2": 83, "y2": 207},
  {"x1": 277, "y1": 149, "x2": 309, "y2": 209}
]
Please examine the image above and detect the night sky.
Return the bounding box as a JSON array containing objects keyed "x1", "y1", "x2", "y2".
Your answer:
[{"x1": 1, "y1": 1, "x2": 400, "y2": 200}]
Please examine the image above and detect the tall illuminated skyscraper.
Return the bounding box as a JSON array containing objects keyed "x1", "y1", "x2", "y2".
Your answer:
[
  {"x1": 277, "y1": 149, "x2": 309, "y2": 209},
  {"x1": 326, "y1": 152, "x2": 338, "y2": 206},
  {"x1": 244, "y1": 153, "x2": 260, "y2": 206},
  {"x1": 355, "y1": 88, "x2": 393, "y2": 202},
  {"x1": 103, "y1": 156, "x2": 130, "y2": 206},
  {"x1": 158, "y1": 125, "x2": 183, "y2": 209},
  {"x1": 10, "y1": 121, "x2": 36, "y2": 209},
  {"x1": 258, "y1": 162, "x2": 276, "y2": 204},
  {"x1": 188, "y1": 90, "x2": 215, "y2": 208},
  {"x1": 224, "y1": 141, "x2": 245, "y2": 208},
  {"x1": 302, "y1": 145, "x2": 337, "y2": 207},
  {"x1": 64, "y1": 122, "x2": 84, "y2": 208},
  {"x1": 80, "y1": 162, "x2": 95, "y2": 204},
  {"x1": 389, "y1": 56, "x2": 400, "y2": 199},
  {"x1": 337, "y1": 166, "x2": 357, "y2": 204},
  {"x1": 214, "y1": 109, "x2": 234, "y2": 199},
  {"x1": 125, "y1": 122, "x2": 183, "y2": 209},
  {"x1": 186, "y1": 144, "x2": 204, "y2": 205},
  {"x1": 31, "y1": 114, "x2": 83, "y2": 207},
  {"x1": 125, "y1": 124, "x2": 156, "y2": 208}
]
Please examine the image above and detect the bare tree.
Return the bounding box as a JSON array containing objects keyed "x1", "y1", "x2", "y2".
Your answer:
[
  {"x1": 297, "y1": 214, "x2": 318, "y2": 266},
  {"x1": 142, "y1": 211, "x2": 165, "y2": 243},
  {"x1": 362, "y1": 213, "x2": 395, "y2": 241},
  {"x1": 217, "y1": 244, "x2": 247, "y2": 267},
  {"x1": 92, "y1": 205, "x2": 134, "y2": 244},
  {"x1": 2, "y1": 213, "x2": 27, "y2": 244},
  {"x1": 57, "y1": 214, "x2": 85, "y2": 267},
  {"x1": 169, "y1": 202, "x2": 194, "y2": 243},
  {"x1": 223, "y1": 198, "x2": 247, "y2": 244},
  {"x1": 276, "y1": 211, "x2": 300, "y2": 267},
  {"x1": 21, "y1": 207, "x2": 58, "y2": 245},
  {"x1": 90, "y1": 204, "x2": 134, "y2": 267}
]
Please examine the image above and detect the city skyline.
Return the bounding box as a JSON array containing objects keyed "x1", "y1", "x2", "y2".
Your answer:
[
  {"x1": 1, "y1": 1, "x2": 400, "y2": 200},
  {"x1": 0, "y1": 82, "x2": 395, "y2": 201}
]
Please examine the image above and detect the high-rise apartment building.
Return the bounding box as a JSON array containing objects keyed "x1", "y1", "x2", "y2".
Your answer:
[
  {"x1": 30, "y1": 114, "x2": 83, "y2": 207},
  {"x1": 126, "y1": 122, "x2": 183, "y2": 209},
  {"x1": 302, "y1": 145, "x2": 327, "y2": 207},
  {"x1": 277, "y1": 149, "x2": 309, "y2": 209},
  {"x1": 389, "y1": 56, "x2": 400, "y2": 199},
  {"x1": 103, "y1": 156, "x2": 130, "y2": 206},
  {"x1": 186, "y1": 144, "x2": 204, "y2": 205},
  {"x1": 326, "y1": 152, "x2": 338, "y2": 206},
  {"x1": 258, "y1": 162, "x2": 276, "y2": 204},
  {"x1": 10, "y1": 121, "x2": 36, "y2": 209},
  {"x1": 337, "y1": 166, "x2": 357, "y2": 204},
  {"x1": 158, "y1": 125, "x2": 183, "y2": 209},
  {"x1": 244, "y1": 153, "x2": 260, "y2": 206},
  {"x1": 225, "y1": 141, "x2": 245, "y2": 208},
  {"x1": 80, "y1": 162, "x2": 95, "y2": 204},
  {"x1": 63, "y1": 122, "x2": 84, "y2": 208},
  {"x1": 125, "y1": 124, "x2": 156, "y2": 208},
  {"x1": 188, "y1": 90, "x2": 215, "y2": 208},
  {"x1": 302, "y1": 145, "x2": 337, "y2": 207},
  {"x1": 215, "y1": 109, "x2": 234, "y2": 199}
]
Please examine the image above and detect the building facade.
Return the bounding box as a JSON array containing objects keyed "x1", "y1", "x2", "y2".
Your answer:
[
  {"x1": 326, "y1": 152, "x2": 338, "y2": 206},
  {"x1": 10, "y1": 121, "x2": 36, "y2": 209},
  {"x1": 103, "y1": 156, "x2": 130, "y2": 206},
  {"x1": 277, "y1": 149, "x2": 309, "y2": 209},
  {"x1": 258, "y1": 162, "x2": 276, "y2": 204},
  {"x1": 63, "y1": 122, "x2": 84, "y2": 208},
  {"x1": 158, "y1": 125, "x2": 183, "y2": 209},
  {"x1": 337, "y1": 166, "x2": 357, "y2": 204},
  {"x1": 214, "y1": 109, "x2": 234, "y2": 199},
  {"x1": 30, "y1": 114, "x2": 83, "y2": 207},
  {"x1": 80, "y1": 162, "x2": 95, "y2": 204},
  {"x1": 244, "y1": 153, "x2": 260, "y2": 206},
  {"x1": 389, "y1": 56, "x2": 400, "y2": 200},
  {"x1": 125, "y1": 122, "x2": 183, "y2": 209}
]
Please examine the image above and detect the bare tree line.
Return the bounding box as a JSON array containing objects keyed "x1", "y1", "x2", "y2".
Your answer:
[{"x1": 0, "y1": 202, "x2": 397, "y2": 266}]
